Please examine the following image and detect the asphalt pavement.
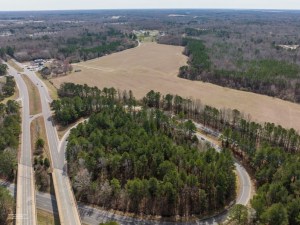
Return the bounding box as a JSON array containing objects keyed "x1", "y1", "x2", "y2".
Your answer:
[
  {"x1": 195, "y1": 125, "x2": 252, "y2": 206},
  {"x1": 55, "y1": 121, "x2": 253, "y2": 225},
  {"x1": 2, "y1": 179, "x2": 226, "y2": 225},
  {"x1": 11, "y1": 60, "x2": 82, "y2": 225},
  {"x1": 8, "y1": 59, "x2": 252, "y2": 225},
  {"x1": 7, "y1": 65, "x2": 37, "y2": 225}
]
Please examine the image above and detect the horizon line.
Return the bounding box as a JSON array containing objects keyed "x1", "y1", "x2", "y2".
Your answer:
[{"x1": 1, "y1": 8, "x2": 300, "y2": 12}]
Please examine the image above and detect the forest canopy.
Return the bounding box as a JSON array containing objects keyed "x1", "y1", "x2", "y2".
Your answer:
[
  {"x1": 53, "y1": 83, "x2": 236, "y2": 218},
  {"x1": 0, "y1": 100, "x2": 20, "y2": 180},
  {"x1": 67, "y1": 106, "x2": 236, "y2": 217},
  {"x1": 0, "y1": 63, "x2": 8, "y2": 76},
  {"x1": 52, "y1": 83, "x2": 235, "y2": 217},
  {"x1": 0, "y1": 76, "x2": 16, "y2": 101},
  {"x1": 53, "y1": 83, "x2": 300, "y2": 223},
  {"x1": 0, "y1": 186, "x2": 14, "y2": 225},
  {"x1": 178, "y1": 38, "x2": 300, "y2": 103}
]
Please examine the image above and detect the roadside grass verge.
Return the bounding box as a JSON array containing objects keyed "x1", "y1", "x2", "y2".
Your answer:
[
  {"x1": 37, "y1": 209, "x2": 60, "y2": 225},
  {"x1": 56, "y1": 117, "x2": 86, "y2": 140},
  {"x1": 21, "y1": 74, "x2": 42, "y2": 115},
  {"x1": 7, "y1": 60, "x2": 24, "y2": 72},
  {"x1": 36, "y1": 72, "x2": 58, "y2": 100}
]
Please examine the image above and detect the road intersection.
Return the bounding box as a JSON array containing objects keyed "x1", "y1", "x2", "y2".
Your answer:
[
  {"x1": 8, "y1": 62, "x2": 81, "y2": 225},
  {"x1": 7, "y1": 60, "x2": 253, "y2": 225}
]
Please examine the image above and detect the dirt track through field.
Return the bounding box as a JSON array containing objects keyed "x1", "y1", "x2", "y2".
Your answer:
[{"x1": 51, "y1": 42, "x2": 300, "y2": 131}]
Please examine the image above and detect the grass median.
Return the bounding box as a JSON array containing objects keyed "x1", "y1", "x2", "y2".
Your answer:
[
  {"x1": 21, "y1": 74, "x2": 42, "y2": 115},
  {"x1": 37, "y1": 209, "x2": 60, "y2": 225},
  {"x1": 31, "y1": 116, "x2": 51, "y2": 164}
]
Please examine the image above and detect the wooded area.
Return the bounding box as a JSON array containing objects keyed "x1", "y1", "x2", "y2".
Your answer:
[
  {"x1": 179, "y1": 38, "x2": 300, "y2": 103},
  {"x1": 0, "y1": 76, "x2": 16, "y2": 101},
  {"x1": 0, "y1": 186, "x2": 14, "y2": 225},
  {"x1": 0, "y1": 100, "x2": 20, "y2": 181},
  {"x1": 0, "y1": 63, "x2": 8, "y2": 76},
  {"x1": 52, "y1": 83, "x2": 300, "y2": 222},
  {"x1": 0, "y1": 17, "x2": 137, "y2": 63},
  {"x1": 55, "y1": 29, "x2": 137, "y2": 62},
  {"x1": 2, "y1": 9, "x2": 300, "y2": 102},
  {"x1": 2, "y1": 9, "x2": 300, "y2": 223},
  {"x1": 53, "y1": 83, "x2": 236, "y2": 218},
  {"x1": 143, "y1": 90, "x2": 300, "y2": 224}
]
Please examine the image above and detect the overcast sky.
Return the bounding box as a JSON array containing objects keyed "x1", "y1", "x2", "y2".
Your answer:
[{"x1": 0, "y1": 0, "x2": 299, "y2": 11}]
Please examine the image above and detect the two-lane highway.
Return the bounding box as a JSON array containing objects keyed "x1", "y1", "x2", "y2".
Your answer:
[
  {"x1": 195, "y1": 124, "x2": 252, "y2": 206},
  {"x1": 7, "y1": 65, "x2": 37, "y2": 225},
  {"x1": 195, "y1": 132, "x2": 252, "y2": 206}
]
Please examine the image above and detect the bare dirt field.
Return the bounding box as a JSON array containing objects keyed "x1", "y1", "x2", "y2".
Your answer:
[{"x1": 51, "y1": 42, "x2": 300, "y2": 131}]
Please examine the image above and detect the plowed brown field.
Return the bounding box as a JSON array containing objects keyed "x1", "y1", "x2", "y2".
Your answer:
[{"x1": 51, "y1": 42, "x2": 300, "y2": 131}]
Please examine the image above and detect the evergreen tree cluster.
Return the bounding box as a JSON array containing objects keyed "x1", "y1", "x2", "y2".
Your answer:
[
  {"x1": 67, "y1": 106, "x2": 235, "y2": 217},
  {"x1": 53, "y1": 84, "x2": 300, "y2": 222},
  {"x1": 0, "y1": 76, "x2": 16, "y2": 101},
  {"x1": 179, "y1": 38, "x2": 300, "y2": 103},
  {"x1": 143, "y1": 90, "x2": 300, "y2": 224},
  {"x1": 54, "y1": 83, "x2": 236, "y2": 217},
  {"x1": 0, "y1": 100, "x2": 20, "y2": 180}
]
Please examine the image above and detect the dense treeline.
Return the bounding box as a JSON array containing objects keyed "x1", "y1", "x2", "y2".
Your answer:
[
  {"x1": 54, "y1": 83, "x2": 236, "y2": 218},
  {"x1": 221, "y1": 117, "x2": 300, "y2": 224},
  {"x1": 184, "y1": 28, "x2": 230, "y2": 38},
  {"x1": 54, "y1": 83, "x2": 300, "y2": 162},
  {"x1": 142, "y1": 90, "x2": 300, "y2": 153},
  {"x1": 143, "y1": 90, "x2": 300, "y2": 224},
  {"x1": 57, "y1": 29, "x2": 137, "y2": 62},
  {"x1": 54, "y1": 84, "x2": 300, "y2": 222},
  {"x1": 51, "y1": 83, "x2": 120, "y2": 125},
  {"x1": 5, "y1": 27, "x2": 136, "y2": 62},
  {"x1": 67, "y1": 109, "x2": 235, "y2": 217},
  {"x1": 79, "y1": 41, "x2": 121, "y2": 59},
  {"x1": 185, "y1": 28, "x2": 211, "y2": 36},
  {"x1": 0, "y1": 46, "x2": 14, "y2": 60},
  {"x1": 178, "y1": 38, "x2": 300, "y2": 103},
  {"x1": 249, "y1": 147, "x2": 300, "y2": 224},
  {"x1": 0, "y1": 76, "x2": 16, "y2": 101},
  {"x1": 179, "y1": 39, "x2": 211, "y2": 81},
  {"x1": 0, "y1": 100, "x2": 20, "y2": 180},
  {"x1": 67, "y1": 106, "x2": 235, "y2": 217},
  {"x1": 222, "y1": 118, "x2": 300, "y2": 224},
  {"x1": 0, "y1": 186, "x2": 14, "y2": 225},
  {"x1": 0, "y1": 63, "x2": 8, "y2": 76},
  {"x1": 157, "y1": 11, "x2": 300, "y2": 103}
]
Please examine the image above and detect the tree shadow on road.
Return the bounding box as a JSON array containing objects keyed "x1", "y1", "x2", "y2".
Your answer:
[{"x1": 49, "y1": 173, "x2": 61, "y2": 225}]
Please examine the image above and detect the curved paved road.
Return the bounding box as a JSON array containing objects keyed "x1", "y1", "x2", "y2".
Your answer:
[
  {"x1": 9, "y1": 59, "x2": 252, "y2": 225},
  {"x1": 56, "y1": 120, "x2": 253, "y2": 225},
  {"x1": 1, "y1": 180, "x2": 225, "y2": 225},
  {"x1": 194, "y1": 127, "x2": 252, "y2": 206}
]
